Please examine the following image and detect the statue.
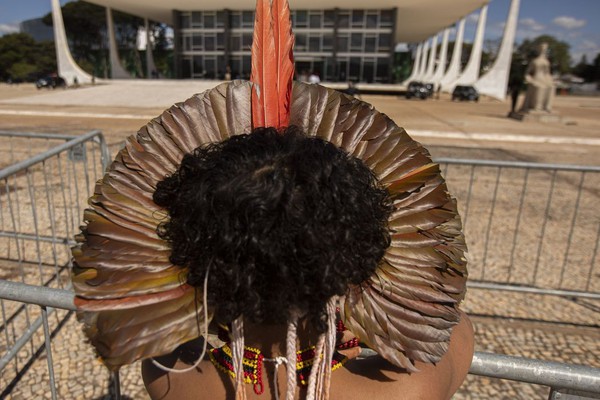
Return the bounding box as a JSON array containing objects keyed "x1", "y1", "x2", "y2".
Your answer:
[{"x1": 519, "y1": 42, "x2": 555, "y2": 113}]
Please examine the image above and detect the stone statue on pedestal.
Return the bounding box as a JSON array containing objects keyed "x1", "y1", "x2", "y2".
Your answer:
[{"x1": 519, "y1": 42, "x2": 555, "y2": 113}]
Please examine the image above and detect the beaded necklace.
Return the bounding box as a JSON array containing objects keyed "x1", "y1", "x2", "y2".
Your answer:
[{"x1": 210, "y1": 319, "x2": 360, "y2": 395}]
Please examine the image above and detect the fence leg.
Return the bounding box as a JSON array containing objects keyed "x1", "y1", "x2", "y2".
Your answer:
[
  {"x1": 110, "y1": 370, "x2": 121, "y2": 400},
  {"x1": 42, "y1": 306, "x2": 58, "y2": 400}
]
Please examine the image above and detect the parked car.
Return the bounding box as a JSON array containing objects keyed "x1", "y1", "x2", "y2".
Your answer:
[
  {"x1": 35, "y1": 76, "x2": 67, "y2": 89},
  {"x1": 452, "y1": 85, "x2": 479, "y2": 102},
  {"x1": 405, "y1": 81, "x2": 433, "y2": 99}
]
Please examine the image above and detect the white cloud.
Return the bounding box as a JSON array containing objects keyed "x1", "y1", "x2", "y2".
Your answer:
[
  {"x1": 519, "y1": 18, "x2": 545, "y2": 32},
  {"x1": 553, "y1": 16, "x2": 586, "y2": 30},
  {"x1": 571, "y1": 39, "x2": 600, "y2": 65},
  {"x1": 467, "y1": 13, "x2": 480, "y2": 24},
  {"x1": 580, "y1": 40, "x2": 598, "y2": 50},
  {"x1": 0, "y1": 23, "x2": 19, "y2": 35}
]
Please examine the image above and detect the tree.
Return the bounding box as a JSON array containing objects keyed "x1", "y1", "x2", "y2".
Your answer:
[
  {"x1": 516, "y1": 35, "x2": 571, "y2": 75},
  {"x1": 593, "y1": 53, "x2": 600, "y2": 82},
  {"x1": 42, "y1": 1, "x2": 107, "y2": 76},
  {"x1": 42, "y1": 1, "x2": 147, "y2": 77},
  {"x1": 0, "y1": 33, "x2": 57, "y2": 81},
  {"x1": 572, "y1": 54, "x2": 596, "y2": 82}
]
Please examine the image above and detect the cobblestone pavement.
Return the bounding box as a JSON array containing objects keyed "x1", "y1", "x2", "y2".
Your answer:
[{"x1": 1, "y1": 83, "x2": 599, "y2": 399}]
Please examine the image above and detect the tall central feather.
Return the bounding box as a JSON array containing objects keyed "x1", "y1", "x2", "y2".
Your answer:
[{"x1": 250, "y1": 0, "x2": 295, "y2": 129}]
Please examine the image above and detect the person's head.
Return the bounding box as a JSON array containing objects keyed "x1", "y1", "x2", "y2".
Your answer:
[{"x1": 153, "y1": 126, "x2": 391, "y2": 332}]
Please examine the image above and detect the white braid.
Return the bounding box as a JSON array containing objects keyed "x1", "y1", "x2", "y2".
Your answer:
[
  {"x1": 306, "y1": 297, "x2": 338, "y2": 400},
  {"x1": 285, "y1": 314, "x2": 299, "y2": 400},
  {"x1": 321, "y1": 298, "x2": 338, "y2": 400},
  {"x1": 231, "y1": 317, "x2": 247, "y2": 400},
  {"x1": 305, "y1": 332, "x2": 325, "y2": 400}
]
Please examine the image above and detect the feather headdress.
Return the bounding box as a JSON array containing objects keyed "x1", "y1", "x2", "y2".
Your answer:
[
  {"x1": 250, "y1": 0, "x2": 294, "y2": 129},
  {"x1": 72, "y1": 0, "x2": 467, "y2": 379}
]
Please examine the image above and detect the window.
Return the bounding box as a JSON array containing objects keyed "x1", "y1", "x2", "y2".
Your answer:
[
  {"x1": 180, "y1": 13, "x2": 191, "y2": 29},
  {"x1": 191, "y1": 12, "x2": 203, "y2": 28},
  {"x1": 231, "y1": 12, "x2": 241, "y2": 28},
  {"x1": 217, "y1": 33, "x2": 225, "y2": 50},
  {"x1": 337, "y1": 11, "x2": 350, "y2": 28},
  {"x1": 242, "y1": 55, "x2": 252, "y2": 78},
  {"x1": 377, "y1": 58, "x2": 390, "y2": 82},
  {"x1": 192, "y1": 35, "x2": 203, "y2": 51},
  {"x1": 363, "y1": 59, "x2": 375, "y2": 82},
  {"x1": 378, "y1": 34, "x2": 391, "y2": 51},
  {"x1": 295, "y1": 11, "x2": 308, "y2": 27},
  {"x1": 324, "y1": 10, "x2": 335, "y2": 27},
  {"x1": 218, "y1": 56, "x2": 226, "y2": 76},
  {"x1": 326, "y1": 57, "x2": 335, "y2": 80},
  {"x1": 352, "y1": 10, "x2": 364, "y2": 28},
  {"x1": 349, "y1": 57, "x2": 361, "y2": 79},
  {"x1": 309, "y1": 36, "x2": 320, "y2": 52},
  {"x1": 309, "y1": 13, "x2": 321, "y2": 29},
  {"x1": 365, "y1": 36, "x2": 376, "y2": 53},
  {"x1": 231, "y1": 34, "x2": 242, "y2": 51},
  {"x1": 242, "y1": 33, "x2": 253, "y2": 49},
  {"x1": 242, "y1": 11, "x2": 254, "y2": 28},
  {"x1": 193, "y1": 55, "x2": 203, "y2": 74},
  {"x1": 216, "y1": 11, "x2": 225, "y2": 28},
  {"x1": 350, "y1": 33, "x2": 362, "y2": 51},
  {"x1": 337, "y1": 35, "x2": 349, "y2": 52},
  {"x1": 205, "y1": 35, "x2": 215, "y2": 51},
  {"x1": 182, "y1": 35, "x2": 192, "y2": 51},
  {"x1": 366, "y1": 13, "x2": 378, "y2": 28},
  {"x1": 204, "y1": 13, "x2": 215, "y2": 28},
  {"x1": 323, "y1": 34, "x2": 333, "y2": 51},
  {"x1": 205, "y1": 57, "x2": 216, "y2": 79},
  {"x1": 182, "y1": 57, "x2": 192, "y2": 78},
  {"x1": 295, "y1": 34, "x2": 307, "y2": 51},
  {"x1": 380, "y1": 10, "x2": 394, "y2": 27}
]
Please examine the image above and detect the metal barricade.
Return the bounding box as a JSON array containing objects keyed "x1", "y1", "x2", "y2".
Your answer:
[
  {"x1": 0, "y1": 130, "x2": 109, "y2": 399},
  {"x1": 1, "y1": 147, "x2": 598, "y2": 398},
  {"x1": 436, "y1": 158, "x2": 600, "y2": 301},
  {"x1": 1, "y1": 281, "x2": 599, "y2": 399}
]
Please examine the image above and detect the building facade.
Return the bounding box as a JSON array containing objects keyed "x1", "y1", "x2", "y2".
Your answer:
[
  {"x1": 20, "y1": 18, "x2": 55, "y2": 42},
  {"x1": 174, "y1": 8, "x2": 396, "y2": 82}
]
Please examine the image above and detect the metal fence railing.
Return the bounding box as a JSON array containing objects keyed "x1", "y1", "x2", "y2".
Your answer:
[
  {"x1": 436, "y1": 158, "x2": 600, "y2": 300},
  {"x1": 0, "y1": 130, "x2": 110, "y2": 398},
  {"x1": 0, "y1": 140, "x2": 598, "y2": 399},
  {"x1": 1, "y1": 280, "x2": 599, "y2": 399}
]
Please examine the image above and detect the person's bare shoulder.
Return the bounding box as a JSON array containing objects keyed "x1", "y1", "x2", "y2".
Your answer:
[{"x1": 334, "y1": 311, "x2": 474, "y2": 400}]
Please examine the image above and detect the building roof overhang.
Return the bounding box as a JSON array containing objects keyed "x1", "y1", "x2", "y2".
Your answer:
[{"x1": 85, "y1": 0, "x2": 489, "y2": 43}]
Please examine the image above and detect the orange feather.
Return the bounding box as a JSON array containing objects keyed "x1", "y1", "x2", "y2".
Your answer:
[{"x1": 251, "y1": 0, "x2": 294, "y2": 129}]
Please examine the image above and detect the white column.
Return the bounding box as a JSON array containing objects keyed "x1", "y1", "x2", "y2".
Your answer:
[
  {"x1": 402, "y1": 43, "x2": 423, "y2": 84},
  {"x1": 475, "y1": 0, "x2": 521, "y2": 100},
  {"x1": 452, "y1": 5, "x2": 488, "y2": 87},
  {"x1": 107, "y1": 7, "x2": 132, "y2": 79},
  {"x1": 50, "y1": 0, "x2": 93, "y2": 85},
  {"x1": 423, "y1": 34, "x2": 439, "y2": 82},
  {"x1": 415, "y1": 40, "x2": 430, "y2": 80},
  {"x1": 440, "y1": 19, "x2": 466, "y2": 92},
  {"x1": 430, "y1": 28, "x2": 450, "y2": 88},
  {"x1": 145, "y1": 18, "x2": 158, "y2": 79}
]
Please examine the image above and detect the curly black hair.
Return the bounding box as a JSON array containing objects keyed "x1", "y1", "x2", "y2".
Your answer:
[{"x1": 153, "y1": 126, "x2": 392, "y2": 332}]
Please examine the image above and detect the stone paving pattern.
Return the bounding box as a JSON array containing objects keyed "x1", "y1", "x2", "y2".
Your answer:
[{"x1": 1, "y1": 83, "x2": 599, "y2": 399}]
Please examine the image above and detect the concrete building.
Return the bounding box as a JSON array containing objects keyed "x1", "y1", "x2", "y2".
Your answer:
[
  {"x1": 20, "y1": 18, "x2": 54, "y2": 42},
  {"x1": 50, "y1": 0, "x2": 520, "y2": 99},
  {"x1": 175, "y1": 9, "x2": 396, "y2": 82}
]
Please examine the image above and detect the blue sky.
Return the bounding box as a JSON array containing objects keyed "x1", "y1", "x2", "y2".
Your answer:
[{"x1": 1, "y1": 0, "x2": 599, "y2": 64}]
